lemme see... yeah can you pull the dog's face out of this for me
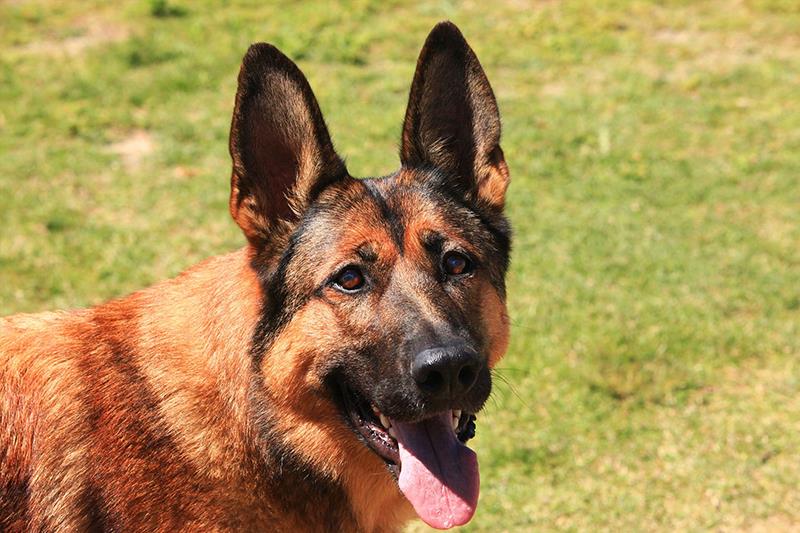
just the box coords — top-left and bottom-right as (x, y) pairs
(229, 23), (510, 529)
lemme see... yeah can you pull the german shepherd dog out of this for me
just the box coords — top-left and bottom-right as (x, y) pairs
(0, 21), (510, 532)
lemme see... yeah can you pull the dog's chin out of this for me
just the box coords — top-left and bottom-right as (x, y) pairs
(334, 381), (478, 477)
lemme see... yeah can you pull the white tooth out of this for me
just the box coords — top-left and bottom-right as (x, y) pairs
(388, 426), (397, 439)
(453, 409), (462, 420)
(372, 405), (380, 415)
(451, 414), (459, 431)
(379, 413), (391, 429)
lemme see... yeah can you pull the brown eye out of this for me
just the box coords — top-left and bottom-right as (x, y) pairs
(334, 266), (365, 292)
(443, 251), (472, 276)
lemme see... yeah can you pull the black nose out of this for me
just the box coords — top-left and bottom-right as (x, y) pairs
(412, 346), (483, 400)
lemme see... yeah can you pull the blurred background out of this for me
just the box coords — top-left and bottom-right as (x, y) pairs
(1, 0), (799, 530)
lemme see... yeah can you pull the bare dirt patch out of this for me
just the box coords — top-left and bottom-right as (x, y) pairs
(18, 15), (128, 56)
(109, 130), (155, 172)
(652, 27), (799, 82)
(741, 514), (799, 532)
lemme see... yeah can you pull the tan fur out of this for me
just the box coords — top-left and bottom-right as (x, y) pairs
(480, 285), (510, 368)
(1, 250), (281, 531)
(476, 150), (511, 210)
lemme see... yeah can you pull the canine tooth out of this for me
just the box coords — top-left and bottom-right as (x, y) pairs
(379, 413), (391, 429)
(451, 415), (459, 431)
(453, 409), (462, 420)
(372, 405), (380, 415)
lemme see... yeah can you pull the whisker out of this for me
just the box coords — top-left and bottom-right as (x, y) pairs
(491, 368), (534, 412)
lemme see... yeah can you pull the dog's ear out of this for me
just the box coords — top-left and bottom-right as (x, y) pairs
(229, 43), (346, 247)
(400, 22), (509, 210)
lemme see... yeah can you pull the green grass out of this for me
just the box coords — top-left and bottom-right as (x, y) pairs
(2, 0), (799, 530)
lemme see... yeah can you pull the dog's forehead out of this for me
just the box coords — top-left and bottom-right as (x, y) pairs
(299, 172), (474, 257)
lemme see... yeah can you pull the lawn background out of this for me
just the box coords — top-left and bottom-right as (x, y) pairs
(1, 0), (799, 531)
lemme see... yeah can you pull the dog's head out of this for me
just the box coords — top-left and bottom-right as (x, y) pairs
(229, 22), (510, 529)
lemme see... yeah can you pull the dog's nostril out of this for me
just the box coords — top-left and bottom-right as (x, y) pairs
(457, 365), (476, 388)
(418, 369), (445, 394)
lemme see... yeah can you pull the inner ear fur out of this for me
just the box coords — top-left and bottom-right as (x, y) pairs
(400, 21), (509, 209)
(229, 43), (346, 247)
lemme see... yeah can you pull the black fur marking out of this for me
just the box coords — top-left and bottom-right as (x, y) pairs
(266, 438), (354, 526)
(365, 180), (405, 253)
(249, 228), (301, 369)
(89, 311), (206, 529)
(103, 336), (177, 454)
(0, 476), (30, 532)
(356, 243), (378, 263)
(84, 484), (112, 533)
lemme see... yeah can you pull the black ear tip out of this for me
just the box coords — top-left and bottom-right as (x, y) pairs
(431, 20), (463, 35)
(243, 42), (280, 64)
(241, 42), (299, 76)
(426, 21), (468, 47)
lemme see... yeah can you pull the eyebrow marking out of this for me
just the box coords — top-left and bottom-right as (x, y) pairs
(421, 230), (445, 253)
(356, 243), (378, 263)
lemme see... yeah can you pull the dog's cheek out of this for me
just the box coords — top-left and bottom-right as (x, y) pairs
(260, 303), (338, 392)
(479, 282), (509, 368)
(259, 302), (376, 477)
(261, 308), (339, 435)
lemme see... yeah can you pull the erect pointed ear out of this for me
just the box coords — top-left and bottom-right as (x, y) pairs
(229, 43), (347, 247)
(401, 22), (509, 210)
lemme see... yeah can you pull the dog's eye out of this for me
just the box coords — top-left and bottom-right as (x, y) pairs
(334, 266), (365, 292)
(442, 251), (472, 277)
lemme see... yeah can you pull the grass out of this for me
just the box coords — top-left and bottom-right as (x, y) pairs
(2, 0), (799, 530)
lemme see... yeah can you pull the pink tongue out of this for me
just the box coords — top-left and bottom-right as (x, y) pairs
(392, 412), (479, 529)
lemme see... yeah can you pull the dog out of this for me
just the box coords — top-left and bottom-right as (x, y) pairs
(0, 21), (511, 532)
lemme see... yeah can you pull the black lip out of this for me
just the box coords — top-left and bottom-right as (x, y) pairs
(336, 381), (478, 476)
(339, 382), (400, 466)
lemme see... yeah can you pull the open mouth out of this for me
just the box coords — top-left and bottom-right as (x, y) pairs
(339, 383), (481, 529)
(340, 383), (477, 469)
